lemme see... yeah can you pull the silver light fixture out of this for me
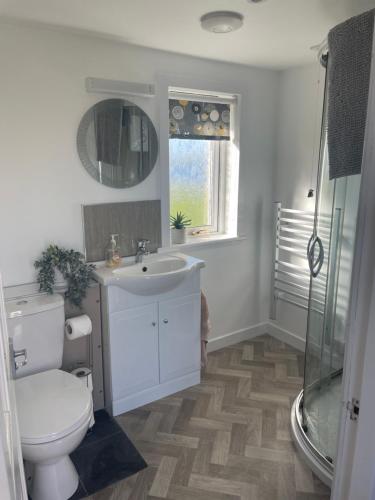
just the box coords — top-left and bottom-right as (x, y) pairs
(200, 11), (244, 34)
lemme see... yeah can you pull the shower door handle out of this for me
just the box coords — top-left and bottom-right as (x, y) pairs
(307, 235), (324, 278)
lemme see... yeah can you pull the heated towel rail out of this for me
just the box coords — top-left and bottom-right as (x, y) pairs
(270, 202), (338, 320)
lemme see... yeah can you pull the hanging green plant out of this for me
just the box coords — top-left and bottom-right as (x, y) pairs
(34, 245), (95, 307)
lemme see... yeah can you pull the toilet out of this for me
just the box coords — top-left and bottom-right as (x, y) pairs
(6, 293), (93, 500)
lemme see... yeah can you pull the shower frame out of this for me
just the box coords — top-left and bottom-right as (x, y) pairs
(289, 50), (343, 487)
(292, 23), (375, 500)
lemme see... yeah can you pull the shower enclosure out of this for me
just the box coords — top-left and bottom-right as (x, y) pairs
(291, 88), (362, 485)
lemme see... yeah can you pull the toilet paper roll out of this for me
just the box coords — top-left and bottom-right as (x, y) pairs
(71, 367), (93, 392)
(65, 314), (92, 340)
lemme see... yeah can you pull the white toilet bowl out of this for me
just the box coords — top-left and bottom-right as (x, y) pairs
(15, 369), (93, 500)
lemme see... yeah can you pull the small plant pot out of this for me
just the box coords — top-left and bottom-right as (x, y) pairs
(171, 228), (186, 245)
(54, 269), (67, 291)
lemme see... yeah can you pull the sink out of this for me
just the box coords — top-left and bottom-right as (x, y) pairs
(93, 253), (205, 295)
(114, 257), (186, 277)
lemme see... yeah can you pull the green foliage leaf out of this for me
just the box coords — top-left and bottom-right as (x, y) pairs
(34, 245), (95, 307)
(169, 211), (192, 229)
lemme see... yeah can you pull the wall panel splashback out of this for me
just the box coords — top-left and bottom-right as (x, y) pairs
(83, 200), (161, 262)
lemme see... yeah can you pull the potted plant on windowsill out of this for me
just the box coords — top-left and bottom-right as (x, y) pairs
(170, 212), (192, 245)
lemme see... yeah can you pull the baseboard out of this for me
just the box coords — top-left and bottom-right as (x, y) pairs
(207, 323), (268, 353)
(267, 322), (306, 352)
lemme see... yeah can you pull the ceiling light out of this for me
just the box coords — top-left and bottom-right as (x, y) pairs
(200, 11), (244, 34)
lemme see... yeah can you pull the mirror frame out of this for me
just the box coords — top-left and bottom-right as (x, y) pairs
(77, 98), (158, 189)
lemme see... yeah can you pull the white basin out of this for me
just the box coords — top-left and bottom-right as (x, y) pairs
(93, 253), (205, 295)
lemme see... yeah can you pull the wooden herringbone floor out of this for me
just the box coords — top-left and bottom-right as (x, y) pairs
(87, 334), (331, 500)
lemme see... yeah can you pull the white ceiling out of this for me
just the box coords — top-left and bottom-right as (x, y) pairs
(1, 0), (375, 68)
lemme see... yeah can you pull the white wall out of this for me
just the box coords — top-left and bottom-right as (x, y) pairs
(274, 63), (325, 210)
(272, 63), (325, 340)
(0, 21), (278, 340)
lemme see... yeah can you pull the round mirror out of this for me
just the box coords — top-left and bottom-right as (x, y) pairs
(77, 98), (158, 188)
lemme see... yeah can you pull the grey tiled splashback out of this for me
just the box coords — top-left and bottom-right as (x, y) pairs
(83, 200), (161, 262)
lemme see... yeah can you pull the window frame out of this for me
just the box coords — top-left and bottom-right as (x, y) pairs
(168, 89), (236, 237)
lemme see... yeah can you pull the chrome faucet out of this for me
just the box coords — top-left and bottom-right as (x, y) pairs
(135, 239), (150, 263)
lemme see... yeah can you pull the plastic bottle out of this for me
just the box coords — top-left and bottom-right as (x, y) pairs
(105, 234), (122, 268)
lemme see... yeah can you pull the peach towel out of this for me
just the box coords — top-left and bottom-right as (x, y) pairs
(201, 291), (211, 368)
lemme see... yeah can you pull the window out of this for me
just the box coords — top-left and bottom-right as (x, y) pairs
(169, 89), (238, 237)
(170, 139), (222, 231)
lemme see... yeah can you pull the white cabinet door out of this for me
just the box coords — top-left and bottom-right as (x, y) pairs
(159, 293), (201, 383)
(109, 303), (159, 400)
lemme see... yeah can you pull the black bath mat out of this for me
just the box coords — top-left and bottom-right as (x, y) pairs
(69, 409), (147, 499)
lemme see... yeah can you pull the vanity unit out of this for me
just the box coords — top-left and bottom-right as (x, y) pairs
(94, 252), (205, 416)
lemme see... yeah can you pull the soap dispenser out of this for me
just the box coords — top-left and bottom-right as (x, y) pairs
(106, 234), (122, 268)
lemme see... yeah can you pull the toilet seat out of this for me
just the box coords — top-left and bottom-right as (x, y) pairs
(15, 369), (92, 445)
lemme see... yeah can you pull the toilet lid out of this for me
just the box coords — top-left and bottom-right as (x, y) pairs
(15, 369), (92, 445)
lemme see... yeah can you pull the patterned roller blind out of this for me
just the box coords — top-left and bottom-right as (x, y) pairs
(169, 98), (230, 140)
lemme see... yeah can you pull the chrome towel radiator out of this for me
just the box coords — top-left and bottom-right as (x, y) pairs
(270, 202), (334, 320)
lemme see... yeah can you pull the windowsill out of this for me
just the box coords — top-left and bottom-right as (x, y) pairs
(160, 233), (246, 253)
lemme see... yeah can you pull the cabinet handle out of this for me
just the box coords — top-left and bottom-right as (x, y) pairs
(152, 322), (156, 327)
(163, 319), (168, 324)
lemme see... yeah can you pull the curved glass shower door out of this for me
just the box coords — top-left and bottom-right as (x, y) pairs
(302, 143), (361, 465)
